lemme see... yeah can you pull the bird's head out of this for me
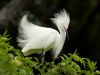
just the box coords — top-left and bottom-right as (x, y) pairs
(50, 9), (70, 32)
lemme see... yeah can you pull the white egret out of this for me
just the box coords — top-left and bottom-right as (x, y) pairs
(17, 9), (70, 60)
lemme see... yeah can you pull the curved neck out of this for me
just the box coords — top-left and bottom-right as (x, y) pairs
(58, 27), (66, 45)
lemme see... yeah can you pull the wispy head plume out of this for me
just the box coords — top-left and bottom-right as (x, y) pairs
(50, 9), (70, 29)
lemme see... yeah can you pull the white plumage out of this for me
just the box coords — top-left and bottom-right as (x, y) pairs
(17, 9), (70, 60)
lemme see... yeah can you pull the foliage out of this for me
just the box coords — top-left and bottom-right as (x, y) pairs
(0, 33), (100, 75)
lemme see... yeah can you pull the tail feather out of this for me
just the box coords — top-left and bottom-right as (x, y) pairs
(17, 14), (32, 48)
(20, 14), (30, 27)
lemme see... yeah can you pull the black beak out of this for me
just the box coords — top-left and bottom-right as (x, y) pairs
(66, 30), (69, 40)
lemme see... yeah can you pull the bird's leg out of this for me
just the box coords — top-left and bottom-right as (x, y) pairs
(40, 49), (45, 64)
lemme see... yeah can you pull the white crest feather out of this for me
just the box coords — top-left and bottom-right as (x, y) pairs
(50, 9), (70, 29)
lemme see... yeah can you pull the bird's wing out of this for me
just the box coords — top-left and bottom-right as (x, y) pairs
(21, 29), (58, 56)
(17, 25), (55, 47)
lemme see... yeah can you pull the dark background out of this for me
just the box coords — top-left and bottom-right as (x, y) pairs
(0, 0), (100, 69)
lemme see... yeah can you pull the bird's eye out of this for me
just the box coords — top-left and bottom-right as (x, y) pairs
(64, 27), (67, 31)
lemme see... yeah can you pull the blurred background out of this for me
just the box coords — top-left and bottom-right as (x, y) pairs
(0, 0), (100, 69)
